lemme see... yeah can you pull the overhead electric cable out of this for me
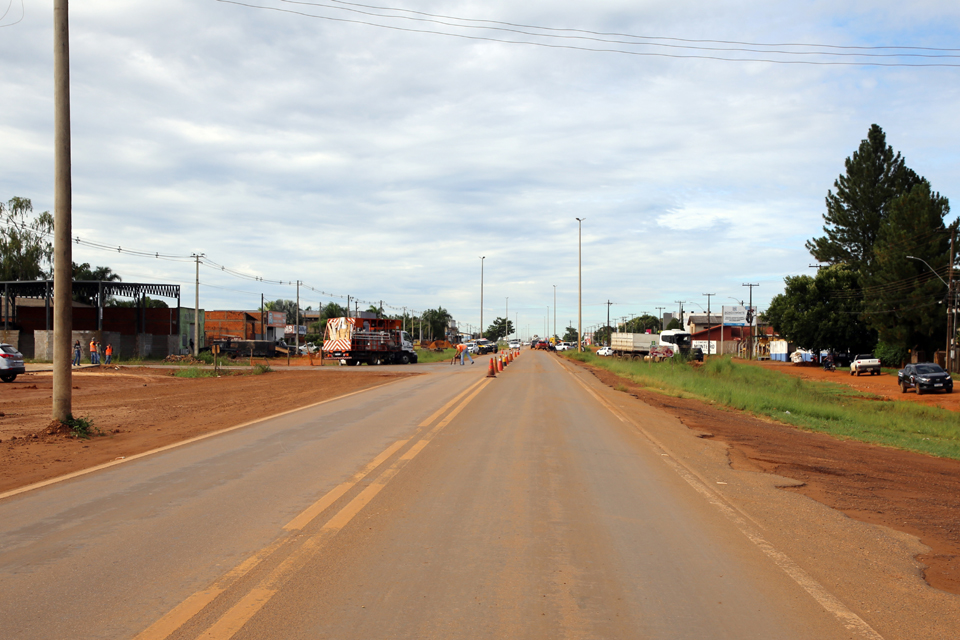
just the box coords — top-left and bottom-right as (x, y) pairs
(214, 1), (960, 67)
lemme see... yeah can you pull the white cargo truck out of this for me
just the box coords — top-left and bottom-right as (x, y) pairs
(610, 330), (693, 361)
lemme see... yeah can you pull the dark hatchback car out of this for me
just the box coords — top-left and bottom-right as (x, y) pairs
(898, 363), (953, 395)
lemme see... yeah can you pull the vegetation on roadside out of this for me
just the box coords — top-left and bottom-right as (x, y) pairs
(172, 367), (218, 379)
(251, 363), (272, 375)
(64, 414), (100, 439)
(415, 348), (458, 364)
(564, 351), (960, 460)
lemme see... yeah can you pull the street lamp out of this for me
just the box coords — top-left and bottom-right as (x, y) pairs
(479, 256), (485, 340)
(553, 284), (557, 339)
(576, 217), (584, 352)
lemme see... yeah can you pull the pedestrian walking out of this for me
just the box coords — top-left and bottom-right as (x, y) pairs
(89, 339), (98, 365)
(72, 340), (81, 366)
(105, 343), (113, 365)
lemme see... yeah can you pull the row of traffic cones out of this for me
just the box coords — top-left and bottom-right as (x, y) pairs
(486, 349), (520, 378)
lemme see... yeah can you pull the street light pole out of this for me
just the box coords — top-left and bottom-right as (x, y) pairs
(479, 256), (485, 340)
(742, 283), (759, 359)
(703, 293), (715, 355)
(576, 217), (584, 352)
(505, 297), (508, 340)
(907, 255), (951, 370)
(553, 284), (556, 339)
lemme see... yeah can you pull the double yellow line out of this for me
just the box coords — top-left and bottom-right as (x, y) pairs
(134, 376), (492, 640)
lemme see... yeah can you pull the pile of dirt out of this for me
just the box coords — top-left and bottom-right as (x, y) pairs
(570, 358), (960, 595)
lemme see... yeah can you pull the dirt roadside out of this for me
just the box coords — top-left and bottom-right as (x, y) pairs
(0, 367), (416, 495)
(567, 357), (960, 596)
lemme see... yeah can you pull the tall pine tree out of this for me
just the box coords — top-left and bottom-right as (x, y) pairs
(806, 124), (919, 275)
(862, 181), (954, 355)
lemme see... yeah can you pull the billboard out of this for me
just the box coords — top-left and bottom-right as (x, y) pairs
(267, 311), (286, 327)
(285, 325), (307, 336)
(722, 306), (755, 326)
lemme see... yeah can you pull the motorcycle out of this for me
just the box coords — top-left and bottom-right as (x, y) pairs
(822, 358), (836, 372)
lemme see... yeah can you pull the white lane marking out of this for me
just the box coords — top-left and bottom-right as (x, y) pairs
(558, 358), (885, 640)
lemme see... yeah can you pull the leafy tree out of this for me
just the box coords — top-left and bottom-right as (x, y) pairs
(483, 317), (514, 341)
(764, 265), (875, 354)
(862, 180), (954, 356)
(665, 317), (682, 330)
(562, 326), (579, 342)
(421, 307), (452, 341)
(72, 262), (122, 305)
(0, 197), (53, 281)
(806, 125), (920, 274)
(264, 299), (301, 324)
(594, 325), (615, 347)
(108, 296), (168, 309)
(623, 314), (661, 334)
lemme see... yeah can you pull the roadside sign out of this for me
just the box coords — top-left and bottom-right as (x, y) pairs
(722, 305), (748, 326)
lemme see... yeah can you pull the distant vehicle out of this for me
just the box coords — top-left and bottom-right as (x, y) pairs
(689, 347), (704, 362)
(508, 340), (521, 350)
(898, 363), (953, 395)
(850, 354), (881, 376)
(555, 342), (572, 351)
(610, 330), (692, 361)
(0, 343), (25, 382)
(597, 346), (614, 357)
(535, 340), (550, 351)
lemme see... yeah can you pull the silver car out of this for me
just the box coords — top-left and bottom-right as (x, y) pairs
(0, 343), (26, 383)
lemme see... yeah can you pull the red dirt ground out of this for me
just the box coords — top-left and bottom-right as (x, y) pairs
(0, 367), (416, 494)
(571, 358), (960, 596)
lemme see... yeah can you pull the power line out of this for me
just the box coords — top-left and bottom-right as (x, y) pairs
(215, 1), (960, 68)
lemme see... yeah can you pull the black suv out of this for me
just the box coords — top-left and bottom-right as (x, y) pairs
(475, 339), (498, 354)
(898, 363), (953, 395)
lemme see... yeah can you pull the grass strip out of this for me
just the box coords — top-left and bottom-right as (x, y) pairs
(415, 348), (459, 364)
(564, 351), (960, 461)
(172, 367), (218, 379)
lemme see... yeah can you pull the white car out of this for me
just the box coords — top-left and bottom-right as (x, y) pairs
(0, 343), (26, 382)
(555, 343), (571, 351)
(596, 346), (614, 357)
(508, 341), (521, 349)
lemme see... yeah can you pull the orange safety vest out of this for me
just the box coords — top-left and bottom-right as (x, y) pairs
(90, 341), (96, 352)
(106, 345), (113, 356)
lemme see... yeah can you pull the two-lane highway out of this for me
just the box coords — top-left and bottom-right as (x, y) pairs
(0, 351), (894, 638)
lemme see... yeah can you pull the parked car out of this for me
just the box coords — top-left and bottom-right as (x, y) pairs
(689, 347), (704, 362)
(597, 346), (614, 356)
(0, 343), (26, 383)
(898, 363), (953, 395)
(555, 342), (571, 351)
(850, 353), (881, 376)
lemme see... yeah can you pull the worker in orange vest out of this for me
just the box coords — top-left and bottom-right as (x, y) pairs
(105, 343), (113, 365)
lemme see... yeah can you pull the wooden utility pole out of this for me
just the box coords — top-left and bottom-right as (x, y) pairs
(743, 283), (759, 359)
(192, 254), (203, 356)
(52, 0), (72, 421)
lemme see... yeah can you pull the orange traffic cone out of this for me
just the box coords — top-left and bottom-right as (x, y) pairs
(487, 357), (497, 378)
(497, 356), (504, 372)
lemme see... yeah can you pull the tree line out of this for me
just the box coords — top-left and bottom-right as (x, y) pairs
(764, 125), (955, 365)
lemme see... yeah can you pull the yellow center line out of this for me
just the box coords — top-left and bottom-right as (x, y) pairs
(194, 377), (493, 640)
(135, 373), (491, 640)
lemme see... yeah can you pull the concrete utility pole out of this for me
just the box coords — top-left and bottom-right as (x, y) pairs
(479, 256), (485, 339)
(743, 283), (759, 359)
(295, 280), (301, 354)
(703, 293), (715, 355)
(576, 218), (584, 352)
(192, 254), (204, 357)
(656, 306), (665, 332)
(949, 230), (956, 373)
(52, 0), (72, 421)
(552, 285), (556, 339)
(606, 300), (613, 346)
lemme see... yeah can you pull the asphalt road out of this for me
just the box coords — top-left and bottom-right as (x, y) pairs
(0, 350), (930, 639)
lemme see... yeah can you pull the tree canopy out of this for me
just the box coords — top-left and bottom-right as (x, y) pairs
(861, 180), (955, 355)
(483, 317), (514, 341)
(764, 265), (875, 354)
(421, 307), (452, 341)
(806, 125), (920, 275)
(0, 197), (53, 281)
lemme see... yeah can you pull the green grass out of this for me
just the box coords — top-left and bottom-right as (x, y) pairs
(172, 366), (218, 379)
(563, 351), (960, 460)
(415, 348), (459, 364)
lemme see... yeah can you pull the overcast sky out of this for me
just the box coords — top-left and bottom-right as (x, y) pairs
(2, 1), (959, 338)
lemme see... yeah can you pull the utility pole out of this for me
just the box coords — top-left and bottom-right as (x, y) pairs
(948, 231), (956, 372)
(505, 297), (509, 340)
(576, 218), (584, 352)
(295, 280), (301, 354)
(703, 293), (715, 355)
(347, 295), (351, 317)
(52, 0), (73, 421)
(656, 306), (665, 332)
(742, 283), (759, 360)
(552, 285), (556, 339)
(193, 254), (204, 357)
(479, 256), (485, 340)
(606, 300), (613, 345)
